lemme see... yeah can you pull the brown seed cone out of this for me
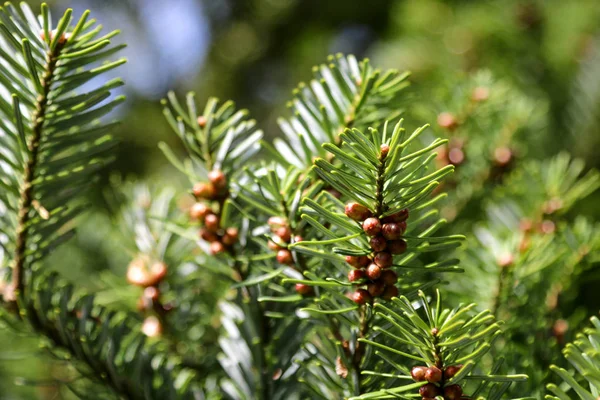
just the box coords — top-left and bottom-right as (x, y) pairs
(276, 249), (294, 265)
(381, 222), (406, 240)
(204, 214), (220, 232)
(200, 228), (219, 243)
(351, 289), (372, 305)
(410, 366), (428, 382)
(381, 285), (399, 300)
(295, 283), (313, 295)
(370, 235), (387, 252)
(192, 182), (216, 199)
(419, 383), (441, 398)
(210, 241), (226, 255)
(380, 269), (398, 285)
(380, 144), (390, 158)
(366, 263), (382, 280)
(208, 170), (227, 190)
(374, 252), (393, 268)
(276, 226), (292, 242)
(362, 217), (382, 236)
(348, 269), (365, 282)
(443, 384), (463, 399)
(189, 202), (210, 221)
(382, 209), (409, 223)
(222, 228), (239, 246)
(197, 116), (207, 127)
(425, 366), (442, 383)
(387, 239), (407, 255)
(367, 281), (385, 297)
(443, 365), (463, 380)
(345, 202), (372, 221)
(345, 255), (370, 268)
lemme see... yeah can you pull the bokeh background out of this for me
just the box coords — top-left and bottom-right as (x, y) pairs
(2, 0), (600, 398)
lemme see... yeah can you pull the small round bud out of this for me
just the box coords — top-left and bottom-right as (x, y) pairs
(367, 281), (385, 297)
(200, 228), (219, 242)
(443, 384), (463, 399)
(380, 144), (390, 158)
(431, 327), (440, 336)
(268, 216), (286, 230)
(382, 209), (409, 223)
(374, 252), (393, 268)
(222, 227), (239, 246)
(197, 116), (207, 127)
(141, 316), (162, 337)
(472, 86), (489, 102)
(540, 220), (556, 234)
(192, 182), (216, 199)
(362, 218), (382, 236)
(387, 239), (407, 254)
(276, 226), (292, 242)
(144, 286), (160, 301)
(293, 235), (304, 243)
(369, 236), (387, 252)
(268, 238), (283, 251)
(497, 253), (514, 268)
(210, 241), (226, 255)
(437, 112), (458, 130)
(425, 366), (442, 383)
(345, 203), (372, 221)
(276, 249), (294, 265)
(380, 269), (398, 285)
(208, 170), (227, 190)
(443, 365), (463, 380)
(204, 214), (220, 232)
(381, 222), (406, 240)
(381, 285), (399, 300)
(127, 259), (151, 287)
(295, 283), (313, 296)
(448, 147), (465, 165)
(149, 262), (168, 285)
(189, 203), (210, 221)
(351, 289), (372, 305)
(493, 146), (512, 166)
(348, 269), (365, 282)
(366, 263), (382, 280)
(419, 383), (441, 398)
(410, 366), (428, 382)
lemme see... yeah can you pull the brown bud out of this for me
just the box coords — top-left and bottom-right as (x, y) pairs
(497, 253), (514, 268)
(493, 146), (512, 166)
(295, 283), (313, 296)
(189, 202), (210, 221)
(345, 202), (372, 221)
(208, 170), (227, 190)
(127, 258), (151, 287)
(144, 286), (160, 301)
(374, 252), (393, 268)
(210, 241), (226, 255)
(369, 236), (387, 252)
(276, 249), (294, 265)
(222, 227), (239, 246)
(293, 235), (304, 243)
(419, 383), (441, 398)
(380, 269), (398, 285)
(540, 220), (556, 234)
(411, 366), (428, 382)
(200, 228), (219, 242)
(472, 86), (489, 102)
(197, 116), (207, 127)
(444, 365), (463, 380)
(192, 182), (216, 199)
(366, 263), (382, 280)
(351, 289), (372, 305)
(40, 29), (69, 45)
(268, 239), (283, 251)
(381, 285), (399, 300)
(425, 366), (442, 383)
(348, 269), (365, 282)
(380, 144), (390, 158)
(437, 112), (458, 130)
(443, 384), (463, 399)
(448, 147), (465, 165)
(204, 214), (220, 232)
(367, 281), (385, 297)
(382, 209), (409, 223)
(268, 216), (286, 230)
(362, 218), (382, 236)
(381, 222), (406, 240)
(141, 316), (162, 337)
(276, 226), (292, 242)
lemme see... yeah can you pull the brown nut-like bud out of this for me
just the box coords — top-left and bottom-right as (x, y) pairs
(268, 216), (286, 231)
(345, 202), (372, 221)
(348, 269), (365, 282)
(443, 365), (463, 380)
(197, 116), (207, 127)
(380, 269), (398, 285)
(276, 226), (292, 242)
(295, 283), (313, 296)
(437, 112), (458, 130)
(382, 222), (406, 240)
(493, 146), (512, 167)
(204, 214), (220, 232)
(276, 249), (294, 265)
(380, 144), (390, 158)
(425, 366), (443, 383)
(367, 281), (385, 297)
(387, 239), (407, 255)
(419, 383), (441, 398)
(382, 209), (409, 223)
(40, 29), (70, 45)
(410, 366), (428, 382)
(268, 239), (282, 251)
(208, 170), (227, 190)
(192, 182), (216, 199)
(200, 228), (219, 243)
(366, 263), (382, 280)
(443, 384), (463, 400)
(362, 218), (382, 236)
(381, 285), (399, 300)
(210, 241), (226, 255)
(293, 235), (304, 243)
(144, 286), (160, 301)
(189, 202), (210, 221)
(141, 316), (162, 337)
(345, 255), (369, 268)
(351, 289), (372, 305)
(369, 236), (387, 252)
(222, 227), (239, 246)
(448, 147), (465, 165)
(374, 252), (393, 268)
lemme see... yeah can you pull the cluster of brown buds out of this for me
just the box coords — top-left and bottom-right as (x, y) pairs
(190, 170), (239, 255)
(344, 203), (409, 304)
(411, 364), (467, 399)
(126, 254), (172, 337)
